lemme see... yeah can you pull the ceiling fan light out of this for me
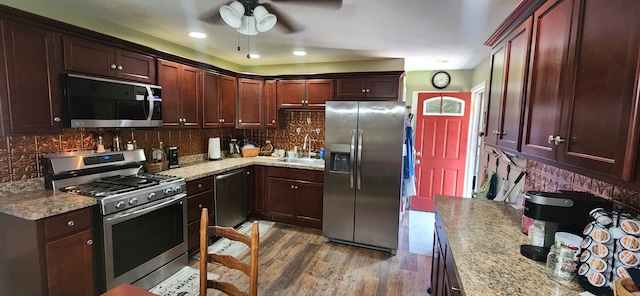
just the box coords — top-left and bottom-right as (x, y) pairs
(219, 1), (244, 28)
(253, 5), (277, 32)
(237, 16), (258, 35)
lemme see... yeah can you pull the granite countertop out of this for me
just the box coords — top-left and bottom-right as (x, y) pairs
(434, 195), (583, 296)
(0, 156), (323, 221)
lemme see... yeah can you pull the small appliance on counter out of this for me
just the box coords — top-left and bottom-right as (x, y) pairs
(520, 191), (612, 262)
(167, 146), (178, 168)
(208, 137), (221, 160)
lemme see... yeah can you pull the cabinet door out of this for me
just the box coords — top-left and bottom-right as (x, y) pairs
(521, 0), (574, 160)
(0, 20), (61, 135)
(237, 78), (263, 128)
(203, 71), (221, 128)
(366, 76), (399, 99)
(266, 177), (295, 222)
(484, 43), (506, 146)
(114, 49), (156, 83)
(252, 166), (266, 215)
(264, 80), (277, 128)
(158, 60), (181, 127)
(293, 181), (323, 229)
(557, 0), (640, 180)
(219, 75), (237, 127)
(496, 18), (532, 151)
(45, 229), (94, 296)
(62, 35), (114, 78)
(179, 65), (202, 128)
(305, 79), (334, 108)
(277, 80), (305, 108)
(336, 78), (367, 99)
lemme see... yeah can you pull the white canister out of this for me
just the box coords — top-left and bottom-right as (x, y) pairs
(208, 137), (221, 160)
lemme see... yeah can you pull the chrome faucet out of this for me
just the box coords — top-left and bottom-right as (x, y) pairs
(303, 134), (311, 158)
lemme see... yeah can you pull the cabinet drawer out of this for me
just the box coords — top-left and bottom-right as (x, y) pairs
(187, 191), (213, 223)
(43, 208), (91, 240)
(187, 177), (213, 195)
(267, 167), (324, 182)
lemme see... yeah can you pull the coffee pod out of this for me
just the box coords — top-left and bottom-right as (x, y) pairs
(616, 265), (631, 279)
(617, 250), (640, 267)
(590, 208), (614, 227)
(584, 222), (612, 244)
(578, 263), (591, 276)
(581, 237), (594, 249)
(587, 271), (608, 288)
(580, 250), (592, 263)
(619, 235), (640, 251)
(590, 243), (612, 259)
(588, 257), (611, 274)
(620, 219), (640, 236)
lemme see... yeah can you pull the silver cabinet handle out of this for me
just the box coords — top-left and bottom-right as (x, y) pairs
(451, 287), (461, 292)
(117, 65), (123, 70)
(238, 119), (242, 123)
(548, 135), (554, 145)
(361, 89), (366, 93)
(548, 135), (565, 146)
(291, 185), (295, 189)
(198, 183), (202, 188)
(246, 171), (250, 175)
(86, 239), (93, 246)
(110, 64), (117, 69)
(272, 119), (276, 124)
(365, 89), (370, 93)
(67, 220), (75, 227)
(198, 204), (203, 208)
(222, 119), (225, 123)
(53, 116), (61, 122)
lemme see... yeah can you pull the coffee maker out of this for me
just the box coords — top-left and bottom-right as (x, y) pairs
(520, 191), (612, 261)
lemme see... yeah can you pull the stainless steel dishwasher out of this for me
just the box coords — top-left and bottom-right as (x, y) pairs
(214, 168), (247, 227)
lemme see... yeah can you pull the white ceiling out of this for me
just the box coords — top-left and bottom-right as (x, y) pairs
(44, 0), (519, 71)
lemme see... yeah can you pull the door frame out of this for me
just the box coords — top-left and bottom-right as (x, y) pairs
(410, 80), (486, 199)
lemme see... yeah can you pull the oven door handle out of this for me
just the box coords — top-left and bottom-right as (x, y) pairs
(105, 193), (186, 222)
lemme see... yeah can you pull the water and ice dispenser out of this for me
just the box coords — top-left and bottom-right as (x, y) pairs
(329, 144), (351, 173)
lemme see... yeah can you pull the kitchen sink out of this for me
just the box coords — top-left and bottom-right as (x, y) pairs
(277, 158), (325, 166)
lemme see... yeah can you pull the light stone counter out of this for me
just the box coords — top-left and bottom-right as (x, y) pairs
(435, 195), (584, 296)
(0, 156), (323, 220)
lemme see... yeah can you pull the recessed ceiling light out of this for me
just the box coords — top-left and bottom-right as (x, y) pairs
(188, 32), (207, 39)
(293, 50), (307, 56)
(436, 59), (449, 63)
(248, 53), (261, 59)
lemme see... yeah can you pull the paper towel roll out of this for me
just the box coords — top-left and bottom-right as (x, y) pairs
(208, 137), (221, 160)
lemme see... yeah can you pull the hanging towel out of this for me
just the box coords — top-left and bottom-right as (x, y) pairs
(485, 173), (498, 200)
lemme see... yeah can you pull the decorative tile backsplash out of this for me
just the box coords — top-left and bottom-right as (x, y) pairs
(524, 159), (640, 212)
(0, 110), (325, 183)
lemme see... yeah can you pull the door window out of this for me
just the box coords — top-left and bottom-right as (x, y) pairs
(423, 96), (465, 116)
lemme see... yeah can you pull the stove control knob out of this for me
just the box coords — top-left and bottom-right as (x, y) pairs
(129, 198), (138, 206)
(174, 186), (183, 194)
(115, 201), (125, 209)
(147, 192), (156, 200)
(164, 188), (174, 196)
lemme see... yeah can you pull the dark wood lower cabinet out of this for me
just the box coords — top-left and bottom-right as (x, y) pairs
(265, 167), (324, 229)
(45, 229), (94, 296)
(430, 212), (464, 296)
(186, 176), (214, 252)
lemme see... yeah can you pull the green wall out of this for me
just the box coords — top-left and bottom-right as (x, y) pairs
(404, 70), (475, 115)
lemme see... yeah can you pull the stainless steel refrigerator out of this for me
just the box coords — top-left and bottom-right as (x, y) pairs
(323, 101), (405, 254)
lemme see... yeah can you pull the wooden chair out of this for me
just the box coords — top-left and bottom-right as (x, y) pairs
(199, 208), (259, 296)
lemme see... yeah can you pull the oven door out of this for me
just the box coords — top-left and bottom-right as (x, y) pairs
(101, 193), (187, 290)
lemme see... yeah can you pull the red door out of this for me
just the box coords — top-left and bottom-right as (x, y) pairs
(411, 92), (471, 212)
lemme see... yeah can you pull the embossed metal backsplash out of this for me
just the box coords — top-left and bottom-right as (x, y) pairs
(0, 110), (325, 183)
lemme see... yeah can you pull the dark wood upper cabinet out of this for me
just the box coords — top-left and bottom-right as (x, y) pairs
(203, 72), (236, 128)
(485, 17), (532, 152)
(264, 80), (277, 128)
(158, 59), (201, 128)
(62, 35), (156, 84)
(276, 79), (334, 109)
(519, 0), (640, 180)
(336, 76), (400, 100)
(0, 19), (61, 135)
(237, 78), (263, 128)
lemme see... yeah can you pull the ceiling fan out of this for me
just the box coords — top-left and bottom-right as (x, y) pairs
(200, 0), (343, 34)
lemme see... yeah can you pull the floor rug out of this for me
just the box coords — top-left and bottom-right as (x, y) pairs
(193, 219), (276, 260)
(148, 266), (219, 296)
(408, 210), (435, 256)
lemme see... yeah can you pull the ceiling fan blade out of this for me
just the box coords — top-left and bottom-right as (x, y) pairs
(270, 0), (342, 9)
(198, 4), (227, 25)
(262, 3), (304, 34)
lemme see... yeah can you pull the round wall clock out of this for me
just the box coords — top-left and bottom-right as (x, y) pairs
(431, 71), (451, 89)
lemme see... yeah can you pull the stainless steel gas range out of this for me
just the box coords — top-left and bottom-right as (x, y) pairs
(42, 149), (188, 293)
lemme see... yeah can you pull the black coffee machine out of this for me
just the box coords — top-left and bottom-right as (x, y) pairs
(520, 191), (612, 261)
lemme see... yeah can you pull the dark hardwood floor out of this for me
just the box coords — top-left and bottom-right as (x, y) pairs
(192, 211), (432, 296)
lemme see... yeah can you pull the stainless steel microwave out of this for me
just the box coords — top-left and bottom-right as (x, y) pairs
(60, 74), (162, 128)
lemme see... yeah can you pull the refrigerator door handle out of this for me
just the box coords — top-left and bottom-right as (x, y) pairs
(350, 129), (356, 189)
(357, 129), (363, 190)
